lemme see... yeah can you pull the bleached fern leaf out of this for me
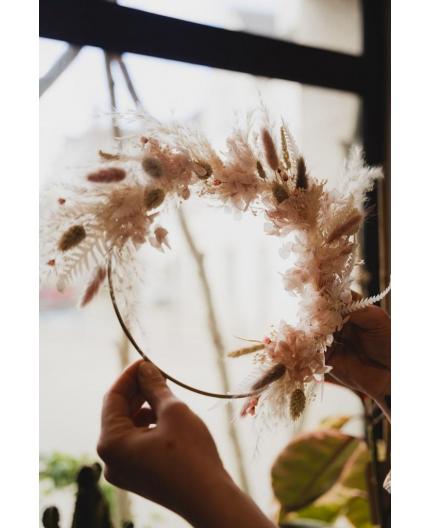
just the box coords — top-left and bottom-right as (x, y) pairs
(342, 282), (391, 314)
(56, 233), (108, 292)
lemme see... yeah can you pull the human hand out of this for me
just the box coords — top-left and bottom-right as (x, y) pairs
(97, 360), (275, 528)
(326, 300), (391, 418)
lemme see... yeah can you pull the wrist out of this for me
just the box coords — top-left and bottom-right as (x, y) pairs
(182, 468), (274, 528)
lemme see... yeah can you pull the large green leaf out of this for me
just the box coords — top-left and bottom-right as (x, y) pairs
(339, 442), (370, 491)
(290, 502), (342, 523)
(344, 496), (373, 528)
(272, 430), (360, 511)
(318, 415), (351, 431)
(280, 521), (330, 527)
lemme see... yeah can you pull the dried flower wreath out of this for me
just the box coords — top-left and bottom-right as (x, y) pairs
(41, 111), (390, 421)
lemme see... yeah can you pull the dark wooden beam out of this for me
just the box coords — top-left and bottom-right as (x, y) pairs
(39, 0), (365, 94)
(361, 0), (390, 298)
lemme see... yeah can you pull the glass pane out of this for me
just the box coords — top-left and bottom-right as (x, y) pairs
(119, 0), (362, 55)
(40, 39), (362, 527)
(39, 37), (69, 78)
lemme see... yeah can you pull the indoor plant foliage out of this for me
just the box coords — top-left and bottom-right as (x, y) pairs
(40, 110), (389, 421)
(272, 416), (375, 528)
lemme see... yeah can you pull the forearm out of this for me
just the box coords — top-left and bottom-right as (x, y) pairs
(182, 469), (276, 528)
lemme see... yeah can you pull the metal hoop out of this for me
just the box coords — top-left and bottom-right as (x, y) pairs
(107, 255), (259, 400)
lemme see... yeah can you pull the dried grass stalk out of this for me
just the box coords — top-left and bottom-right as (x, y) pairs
(192, 161), (212, 180)
(87, 167), (126, 183)
(296, 157), (308, 190)
(228, 343), (265, 358)
(280, 126), (292, 170)
(262, 128), (279, 171)
(272, 182), (288, 204)
(289, 387), (306, 419)
(144, 188), (165, 210)
(256, 160), (267, 179)
(252, 363), (286, 391)
(327, 212), (362, 243)
(98, 150), (120, 161)
(80, 267), (107, 307)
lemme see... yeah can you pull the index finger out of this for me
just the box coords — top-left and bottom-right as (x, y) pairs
(101, 360), (145, 433)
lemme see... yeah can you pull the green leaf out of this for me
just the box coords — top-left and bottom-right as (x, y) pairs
(280, 520), (331, 528)
(293, 502), (342, 523)
(339, 441), (370, 491)
(344, 496), (373, 528)
(272, 430), (360, 511)
(40, 452), (89, 490)
(318, 415), (351, 431)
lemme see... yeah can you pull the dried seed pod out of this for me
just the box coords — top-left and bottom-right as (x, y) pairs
(262, 128), (279, 171)
(142, 157), (163, 178)
(58, 225), (86, 252)
(251, 363), (286, 391)
(144, 188), (165, 210)
(290, 388), (306, 420)
(87, 167), (126, 183)
(98, 150), (120, 161)
(256, 160), (267, 179)
(295, 157), (308, 190)
(272, 182), (288, 204)
(327, 212), (362, 243)
(192, 161), (213, 180)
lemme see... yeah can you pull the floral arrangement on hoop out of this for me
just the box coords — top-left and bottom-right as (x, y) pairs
(40, 110), (390, 422)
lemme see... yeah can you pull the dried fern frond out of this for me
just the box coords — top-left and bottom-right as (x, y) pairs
(342, 282), (391, 314)
(57, 233), (108, 292)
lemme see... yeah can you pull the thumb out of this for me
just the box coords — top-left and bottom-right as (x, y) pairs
(138, 361), (174, 413)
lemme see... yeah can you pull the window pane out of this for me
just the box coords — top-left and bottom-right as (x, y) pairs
(39, 37), (69, 78)
(40, 41), (362, 526)
(119, 0), (363, 55)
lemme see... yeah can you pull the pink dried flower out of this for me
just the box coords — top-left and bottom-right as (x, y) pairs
(149, 226), (170, 251)
(241, 396), (260, 417)
(94, 185), (156, 246)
